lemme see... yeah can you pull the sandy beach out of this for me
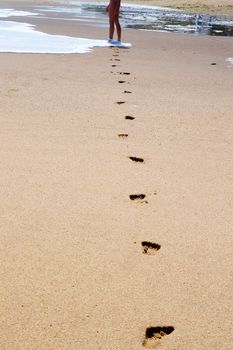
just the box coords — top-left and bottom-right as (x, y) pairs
(0, 1), (233, 349)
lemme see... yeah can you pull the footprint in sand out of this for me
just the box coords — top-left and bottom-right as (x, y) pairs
(112, 64), (117, 67)
(119, 72), (131, 75)
(129, 194), (146, 201)
(141, 241), (161, 255)
(118, 133), (128, 138)
(129, 156), (144, 163)
(125, 115), (135, 120)
(116, 101), (126, 105)
(118, 80), (126, 84)
(143, 326), (174, 348)
(129, 192), (156, 203)
(124, 90), (132, 94)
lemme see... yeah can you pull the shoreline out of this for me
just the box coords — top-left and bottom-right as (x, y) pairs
(1, 0), (233, 41)
(2, 0), (233, 18)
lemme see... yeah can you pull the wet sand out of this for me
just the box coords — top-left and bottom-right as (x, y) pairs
(0, 3), (233, 349)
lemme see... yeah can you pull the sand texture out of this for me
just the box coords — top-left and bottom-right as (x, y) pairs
(0, 7), (233, 350)
(126, 0), (233, 16)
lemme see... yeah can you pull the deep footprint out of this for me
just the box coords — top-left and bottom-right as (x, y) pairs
(118, 80), (126, 83)
(125, 116), (135, 120)
(116, 101), (125, 105)
(143, 326), (174, 348)
(129, 194), (145, 200)
(141, 241), (161, 254)
(129, 156), (144, 163)
(118, 133), (128, 138)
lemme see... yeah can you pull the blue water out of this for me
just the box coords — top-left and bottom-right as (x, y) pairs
(35, 3), (233, 37)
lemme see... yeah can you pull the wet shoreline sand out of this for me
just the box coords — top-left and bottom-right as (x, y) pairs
(0, 2), (233, 349)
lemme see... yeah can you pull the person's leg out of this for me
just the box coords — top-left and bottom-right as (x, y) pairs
(114, 6), (121, 41)
(108, 6), (115, 39)
(114, 17), (121, 41)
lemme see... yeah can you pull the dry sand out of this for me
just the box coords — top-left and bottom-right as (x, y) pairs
(126, 0), (233, 16)
(0, 2), (233, 349)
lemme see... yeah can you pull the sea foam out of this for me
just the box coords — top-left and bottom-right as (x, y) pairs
(0, 9), (39, 18)
(226, 57), (233, 64)
(0, 21), (110, 54)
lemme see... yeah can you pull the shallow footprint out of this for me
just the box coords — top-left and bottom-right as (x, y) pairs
(129, 194), (146, 201)
(129, 156), (144, 163)
(143, 326), (174, 348)
(118, 133), (128, 138)
(125, 115), (135, 120)
(141, 241), (161, 254)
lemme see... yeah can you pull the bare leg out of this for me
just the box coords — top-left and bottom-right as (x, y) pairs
(115, 17), (121, 41)
(109, 7), (115, 39)
(109, 20), (114, 39)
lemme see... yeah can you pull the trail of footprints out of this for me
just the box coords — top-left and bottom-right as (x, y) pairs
(109, 47), (174, 348)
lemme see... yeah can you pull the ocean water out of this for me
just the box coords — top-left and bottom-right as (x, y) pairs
(0, 18), (110, 53)
(36, 2), (233, 36)
(0, 8), (132, 54)
(0, 4), (232, 54)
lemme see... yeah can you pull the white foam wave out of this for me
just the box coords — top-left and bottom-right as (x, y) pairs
(0, 21), (112, 54)
(0, 9), (39, 18)
(226, 57), (233, 64)
(37, 6), (82, 15)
